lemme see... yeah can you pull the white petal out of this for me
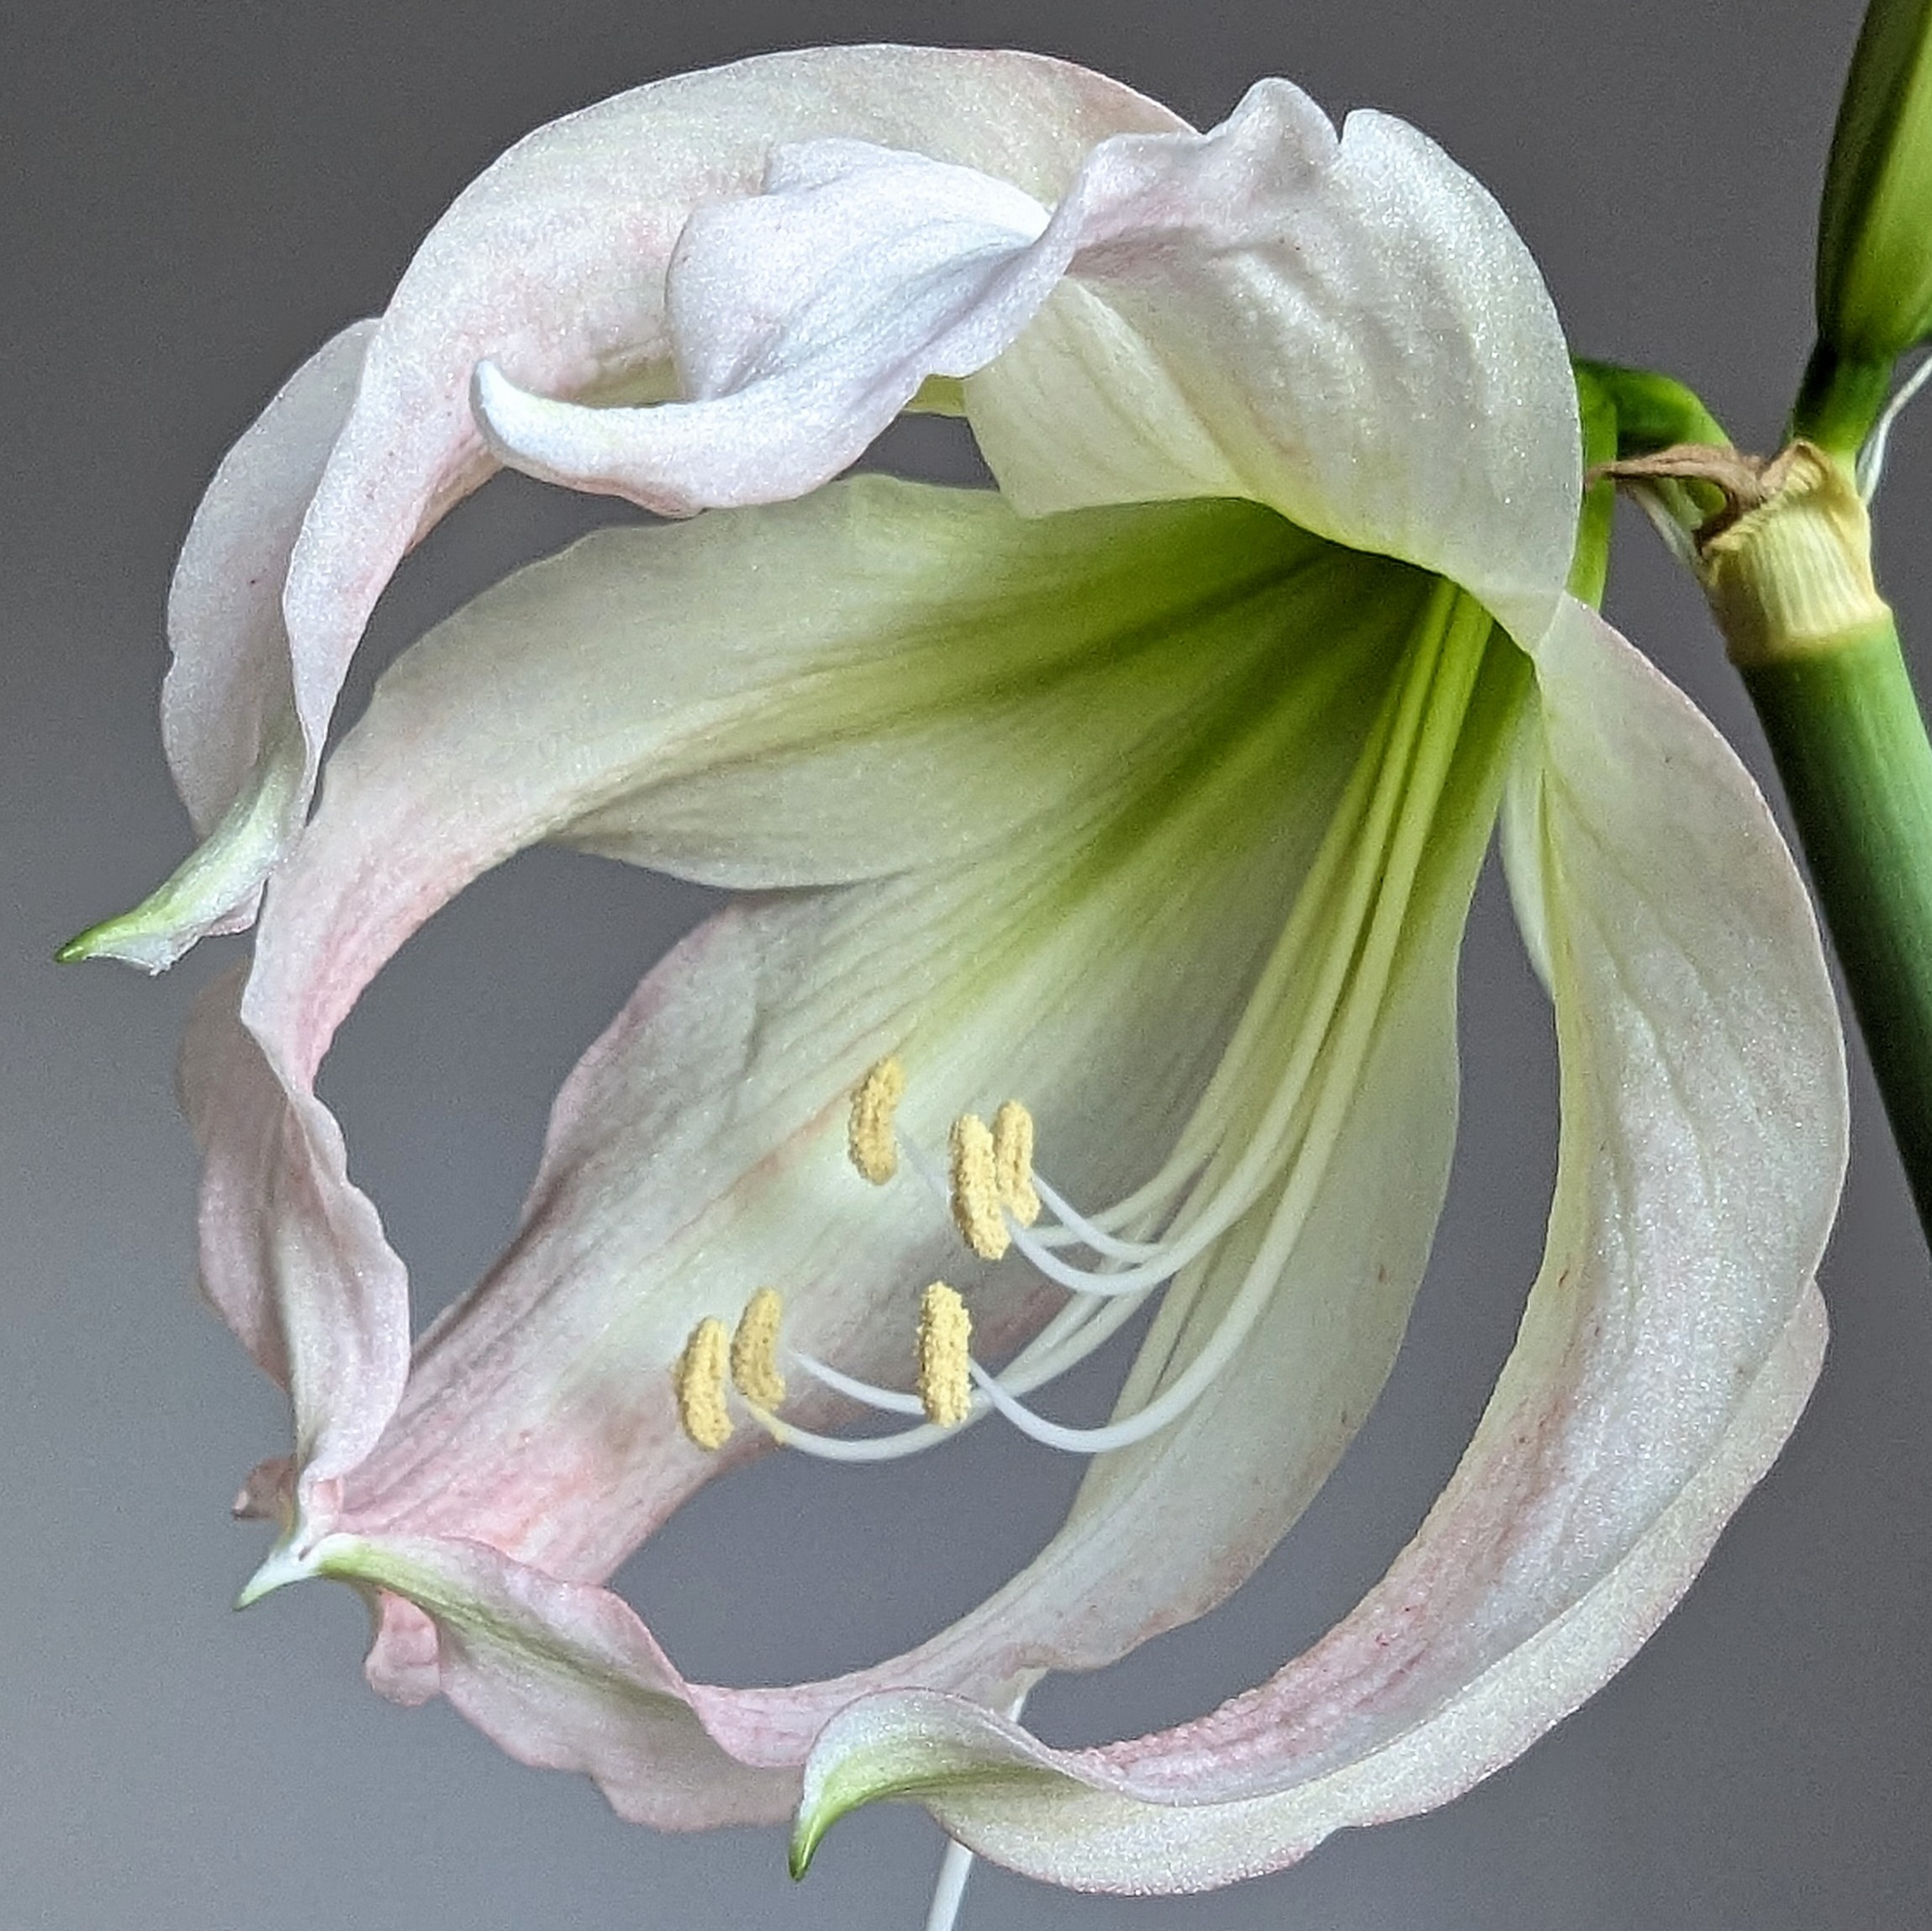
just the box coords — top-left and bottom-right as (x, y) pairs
(203, 484), (1417, 1540)
(478, 80), (1577, 651)
(279, 46), (1176, 759)
(970, 84), (1581, 646)
(327, 483), (1362, 892)
(64, 326), (372, 968)
(92, 49), (1181, 966)
(790, 600), (1845, 1886)
(165, 322), (377, 835)
(474, 147), (1055, 514)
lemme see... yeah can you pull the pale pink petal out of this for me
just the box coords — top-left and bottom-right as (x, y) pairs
(462, 82), (1280, 520)
(472, 145), (1058, 514)
(233, 787), (1364, 1814)
(162, 321), (377, 836)
(181, 964), (409, 1493)
(298, 1532), (798, 1828)
(789, 600), (1845, 1886)
(179, 965), (291, 1384)
(793, 1286), (1826, 1888)
(86, 49), (1180, 968)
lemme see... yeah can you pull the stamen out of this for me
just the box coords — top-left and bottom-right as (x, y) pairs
(770, 583), (1497, 1473)
(916, 1283), (974, 1427)
(991, 1100), (1041, 1226)
(847, 1056), (905, 1184)
(729, 1287), (787, 1409)
(1027, 1170), (1164, 1260)
(1006, 1216), (1172, 1296)
(673, 1316), (733, 1451)
(788, 1349), (929, 1416)
(948, 1114), (1010, 1259)
(770, 1280), (1158, 1462)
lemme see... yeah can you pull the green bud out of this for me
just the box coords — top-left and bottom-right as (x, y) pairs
(1819, 0), (1932, 356)
(1797, 0), (1932, 453)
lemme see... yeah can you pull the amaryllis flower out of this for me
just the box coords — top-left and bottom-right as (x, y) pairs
(90, 45), (1844, 1894)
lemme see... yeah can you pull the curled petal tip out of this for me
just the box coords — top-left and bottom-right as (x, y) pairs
(53, 921), (127, 968)
(791, 1695), (963, 1874)
(235, 1537), (323, 1610)
(468, 360), (523, 456)
(55, 904), (200, 974)
(787, 1802), (831, 1879)
(59, 725), (301, 970)
(470, 361), (589, 495)
(470, 358), (709, 517)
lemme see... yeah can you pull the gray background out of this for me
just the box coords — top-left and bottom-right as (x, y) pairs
(7, 2), (1931, 1927)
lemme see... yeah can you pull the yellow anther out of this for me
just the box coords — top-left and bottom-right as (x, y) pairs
(730, 1287), (788, 1410)
(847, 1056), (906, 1184)
(948, 1113), (1010, 1259)
(991, 1100), (1041, 1227)
(673, 1317), (733, 1452)
(916, 1282), (974, 1427)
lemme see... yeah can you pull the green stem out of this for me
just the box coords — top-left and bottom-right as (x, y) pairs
(1744, 625), (1932, 1239)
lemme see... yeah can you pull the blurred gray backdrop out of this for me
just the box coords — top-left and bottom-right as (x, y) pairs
(7, 2), (1930, 1927)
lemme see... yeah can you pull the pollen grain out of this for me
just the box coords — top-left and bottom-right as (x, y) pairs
(730, 1287), (788, 1410)
(991, 1100), (1041, 1227)
(948, 1113), (1010, 1259)
(673, 1316), (733, 1452)
(847, 1056), (906, 1184)
(916, 1283), (974, 1427)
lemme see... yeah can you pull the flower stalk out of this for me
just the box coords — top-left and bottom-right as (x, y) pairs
(1742, 616), (1932, 1234)
(1777, 0), (1932, 1237)
(1790, 344), (1898, 460)
(1626, 431), (1932, 1242)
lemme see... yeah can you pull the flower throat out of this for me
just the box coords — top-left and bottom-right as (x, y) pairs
(673, 580), (1525, 1464)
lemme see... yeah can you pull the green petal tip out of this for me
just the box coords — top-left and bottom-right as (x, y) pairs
(788, 1806), (831, 1879)
(54, 915), (139, 965)
(53, 896), (196, 974)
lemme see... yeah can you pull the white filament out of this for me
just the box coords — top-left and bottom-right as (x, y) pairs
(923, 1688), (1032, 1931)
(1859, 350), (1932, 499)
(925, 1838), (978, 1931)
